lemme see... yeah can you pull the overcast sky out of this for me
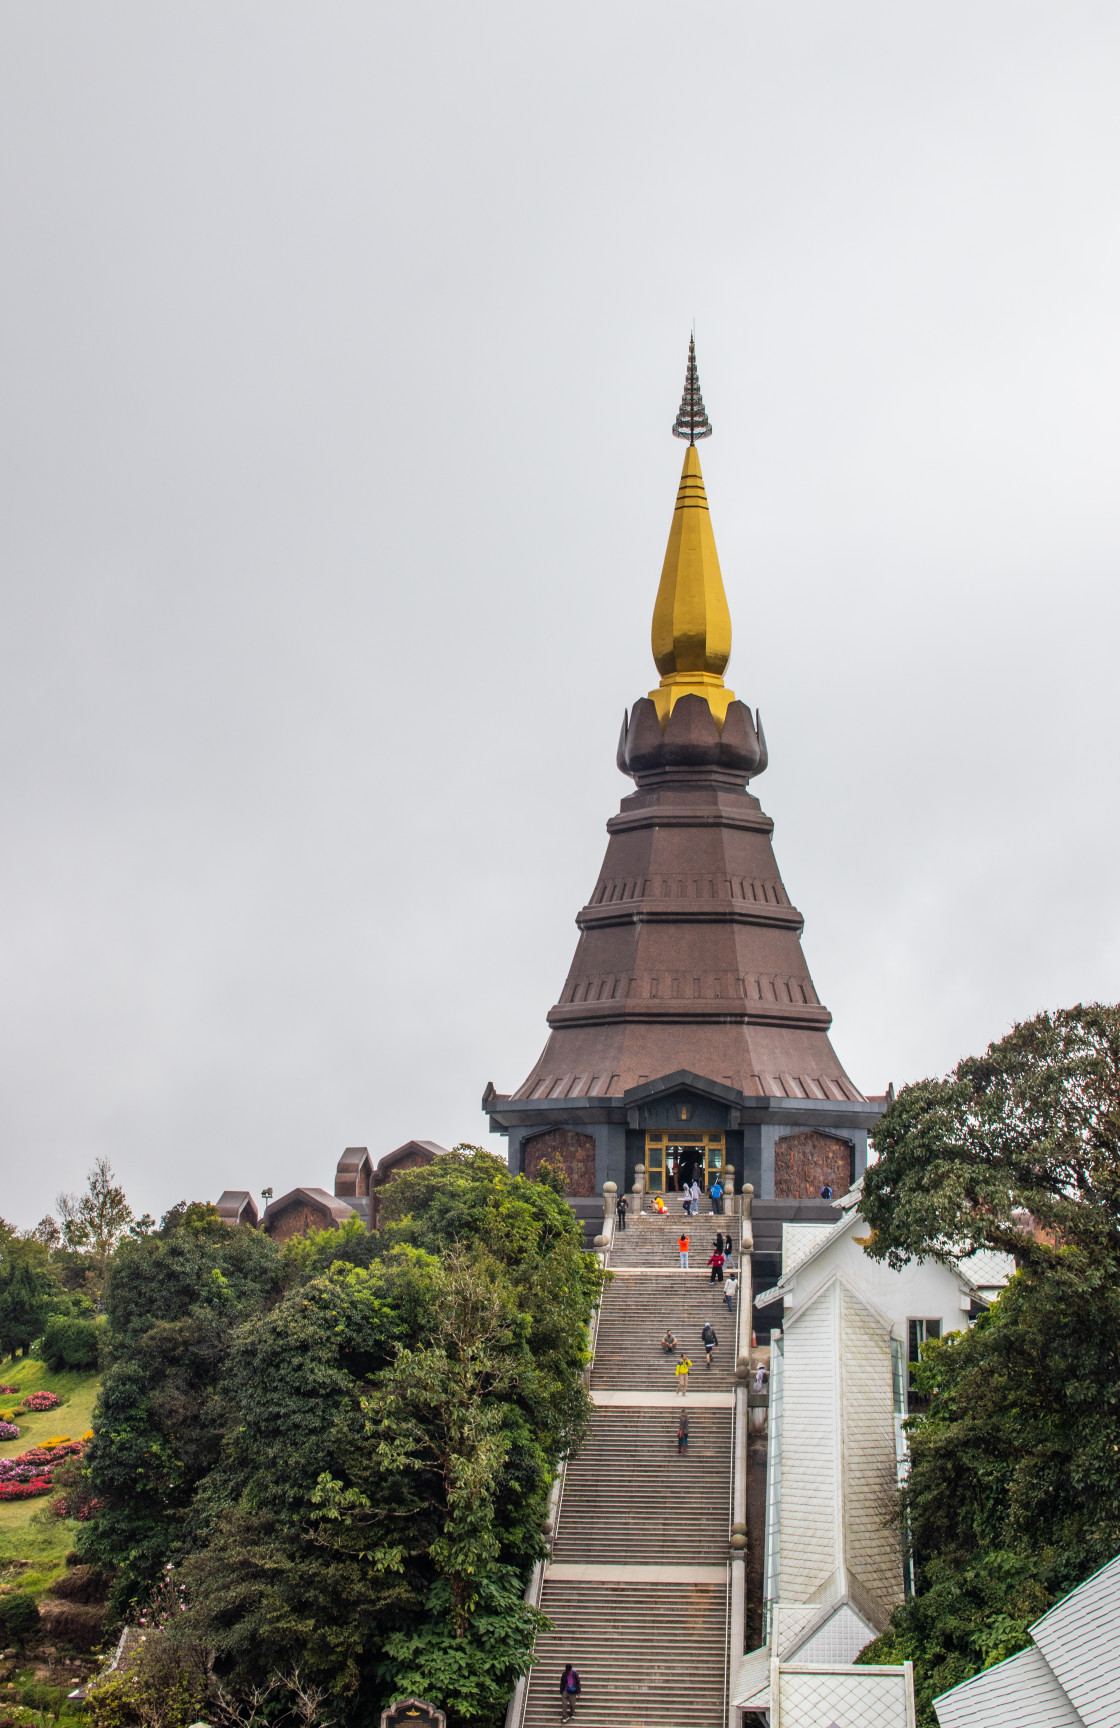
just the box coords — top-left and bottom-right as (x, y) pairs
(2, 3), (1119, 1228)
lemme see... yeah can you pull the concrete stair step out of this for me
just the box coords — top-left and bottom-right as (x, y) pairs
(522, 1582), (727, 1728)
(590, 1274), (739, 1392)
(515, 1267), (734, 1728)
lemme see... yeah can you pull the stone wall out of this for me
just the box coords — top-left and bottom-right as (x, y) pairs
(773, 1131), (853, 1200)
(523, 1128), (597, 1197)
(263, 1201), (331, 1243)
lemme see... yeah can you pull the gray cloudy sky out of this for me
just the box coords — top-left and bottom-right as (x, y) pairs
(3, 3), (1120, 1228)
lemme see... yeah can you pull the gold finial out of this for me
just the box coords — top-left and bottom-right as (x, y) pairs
(650, 341), (735, 728)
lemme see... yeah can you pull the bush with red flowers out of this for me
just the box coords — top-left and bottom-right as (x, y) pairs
(0, 1478), (51, 1501)
(0, 1419), (19, 1440)
(21, 1390), (62, 1411)
(0, 1383), (18, 1394)
(0, 1439), (86, 1500)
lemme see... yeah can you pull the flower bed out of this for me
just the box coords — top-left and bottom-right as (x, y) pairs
(21, 1390), (62, 1411)
(0, 1478), (51, 1501)
(0, 1421), (19, 1441)
(0, 1383), (18, 1395)
(0, 1439), (86, 1498)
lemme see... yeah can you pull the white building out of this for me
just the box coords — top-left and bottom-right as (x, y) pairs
(760, 1179), (1013, 1358)
(733, 1182), (1013, 1718)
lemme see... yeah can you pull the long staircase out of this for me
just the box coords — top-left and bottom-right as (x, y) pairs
(515, 1200), (744, 1728)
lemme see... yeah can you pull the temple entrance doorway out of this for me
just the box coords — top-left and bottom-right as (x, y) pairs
(644, 1132), (725, 1195)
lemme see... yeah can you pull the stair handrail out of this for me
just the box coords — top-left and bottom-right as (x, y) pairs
(504, 1449), (571, 1728)
(583, 1280), (606, 1389)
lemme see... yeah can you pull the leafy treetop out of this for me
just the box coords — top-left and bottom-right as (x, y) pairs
(861, 1003), (1120, 1272)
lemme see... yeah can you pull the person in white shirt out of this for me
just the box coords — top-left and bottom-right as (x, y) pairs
(723, 1273), (738, 1315)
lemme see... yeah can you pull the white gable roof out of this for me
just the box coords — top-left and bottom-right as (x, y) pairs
(782, 1221), (839, 1277)
(933, 1643), (1081, 1728)
(1030, 1553), (1120, 1727)
(772, 1274), (904, 1634)
(933, 1553), (1120, 1728)
(756, 1207), (1012, 1324)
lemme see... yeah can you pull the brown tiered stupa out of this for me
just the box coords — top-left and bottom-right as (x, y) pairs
(484, 340), (884, 1241)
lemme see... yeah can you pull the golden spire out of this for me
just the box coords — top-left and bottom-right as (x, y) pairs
(649, 340), (735, 728)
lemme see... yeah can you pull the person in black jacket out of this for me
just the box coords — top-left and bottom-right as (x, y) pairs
(559, 1664), (581, 1720)
(701, 1321), (718, 1368)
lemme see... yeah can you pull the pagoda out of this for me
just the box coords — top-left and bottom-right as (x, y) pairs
(483, 341), (885, 1229)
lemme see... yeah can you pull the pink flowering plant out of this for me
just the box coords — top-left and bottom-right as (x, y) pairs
(0, 1420), (19, 1441)
(21, 1390), (62, 1411)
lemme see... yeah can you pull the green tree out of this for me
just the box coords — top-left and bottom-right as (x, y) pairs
(857, 1005), (1120, 1722)
(280, 1210), (382, 1279)
(172, 1154), (600, 1727)
(860, 1003), (1120, 1270)
(377, 1147), (603, 1467)
(77, 1203), (285, 1611)
(0, 1222), (57, 1359)
(56, 1158), (136, 1300)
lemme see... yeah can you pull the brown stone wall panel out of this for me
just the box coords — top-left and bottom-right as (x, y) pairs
(264, 1201), (329, 1243)
(773, 1131), (854, 1199)
(389, 1152), (429, 1173)
(523, 1129), (597, 1196)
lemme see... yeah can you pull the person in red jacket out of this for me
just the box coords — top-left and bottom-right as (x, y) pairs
(708, 1248), (725, 1283)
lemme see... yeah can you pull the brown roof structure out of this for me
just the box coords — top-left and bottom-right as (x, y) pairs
(215, 1189), (259, 1227)
(511, 691), (860, 1107)
(261, 1186), (356, 1242)
(484, 341), (884, 1215)
(333, 1139), (451, 1228)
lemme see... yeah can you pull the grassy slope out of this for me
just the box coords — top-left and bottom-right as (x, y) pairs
(0, 1355), (100, 1598)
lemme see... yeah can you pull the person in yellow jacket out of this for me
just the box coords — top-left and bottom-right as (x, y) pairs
(675, 1354), (692, 1395)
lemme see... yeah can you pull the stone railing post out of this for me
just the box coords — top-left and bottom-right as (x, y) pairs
(594, 1181), (617, 1250)
(740, 1182), (755, 1255)
(723, 1166), (737, 1218)
(631, 1164), (646, 1215)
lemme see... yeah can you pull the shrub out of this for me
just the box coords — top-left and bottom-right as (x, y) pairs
(41, 1316), (102, 1373)
(0, 1419), (19, 1440)
(21, 1390), (62, 1411)
(85, 1634), (209, 1728)
(0, 1383), (17, 1393)
(0, 1592), (40, 1647)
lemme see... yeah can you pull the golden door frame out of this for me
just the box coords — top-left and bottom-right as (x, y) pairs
(643, 1131), (725, 1194)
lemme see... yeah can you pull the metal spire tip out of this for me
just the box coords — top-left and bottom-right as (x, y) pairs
(672, 335), (712, 444)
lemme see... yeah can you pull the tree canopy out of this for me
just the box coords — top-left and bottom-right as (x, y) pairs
(860, 1003), (1120, 1270)
(76, 1148), (602, 1728)
(857, 1005), (1120, 1723)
